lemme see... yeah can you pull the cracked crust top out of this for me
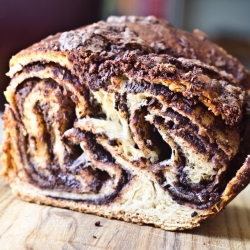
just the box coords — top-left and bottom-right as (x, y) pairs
(8, 16), (249, 126)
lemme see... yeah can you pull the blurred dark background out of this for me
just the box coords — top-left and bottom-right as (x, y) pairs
(1, 0), (250, 111)
(0, 0), (101, 110)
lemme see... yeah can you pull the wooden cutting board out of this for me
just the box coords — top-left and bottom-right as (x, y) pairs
(0, 177), (249, 250)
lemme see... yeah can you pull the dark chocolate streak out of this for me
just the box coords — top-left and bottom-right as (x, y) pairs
(22, 62), (99, 116)
(154, 165), (223, 210)
(48, 131), (131, 204)
(151, 115), (225, 209)
(15, 80), (61, 186)
(14, 68), (130, 204)
(126, 79), (227, 159)
(49, 169), (131, 205)
(15, 79), (73, 187)
(123, 89), (230, 209)
(161, 139), (247, 210)
(125, 77), (241, 209)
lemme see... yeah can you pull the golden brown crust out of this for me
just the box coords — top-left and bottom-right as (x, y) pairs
(107, 15), (250, 89)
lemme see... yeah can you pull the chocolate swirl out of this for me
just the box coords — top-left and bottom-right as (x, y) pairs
(1, 16), (250, 230)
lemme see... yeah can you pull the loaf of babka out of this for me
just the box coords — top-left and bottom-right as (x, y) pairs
(1, 16), (250, 230)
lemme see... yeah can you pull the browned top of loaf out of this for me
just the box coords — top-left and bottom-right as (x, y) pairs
(11, 16), (250, 125)
(107, 16), (250, 89)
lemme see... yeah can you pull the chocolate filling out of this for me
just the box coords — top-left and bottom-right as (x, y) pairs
(148, 109), (233, 209)
(8, 41), (246, 210)
(12, 67), (130, 204)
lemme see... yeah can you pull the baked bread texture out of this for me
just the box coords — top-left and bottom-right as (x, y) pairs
(1, 16), (250, 230)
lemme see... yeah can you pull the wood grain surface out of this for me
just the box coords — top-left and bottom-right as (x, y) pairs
(0, 177), (249, 250)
